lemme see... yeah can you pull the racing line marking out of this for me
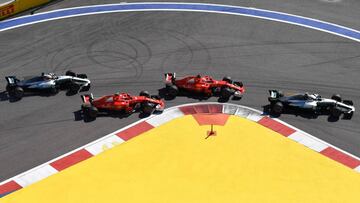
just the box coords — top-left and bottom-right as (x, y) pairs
(1, 1), (360, 198)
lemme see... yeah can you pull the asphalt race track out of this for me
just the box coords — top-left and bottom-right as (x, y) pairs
(0, 0), (359, 182)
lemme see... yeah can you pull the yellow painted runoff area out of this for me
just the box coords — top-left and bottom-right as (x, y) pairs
(2, 115), (360, 203)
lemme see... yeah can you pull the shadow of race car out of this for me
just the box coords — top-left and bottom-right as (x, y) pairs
(81, 91), (164, 120)
(163, 73), (245, 100)
(5, 70), (91, 100)
(268, 90), (355, 120)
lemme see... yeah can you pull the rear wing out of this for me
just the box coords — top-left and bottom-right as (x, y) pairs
(268, 90), (283, 99)
(5, 76), (18, 85)
(81, 93), (94, 103)
(164, 73), (176, 84)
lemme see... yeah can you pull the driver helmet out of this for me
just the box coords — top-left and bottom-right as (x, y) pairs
(42, 73), (52, 80)
(313, 93), (321, 99)
(307, 94), (317, 100)
(113, 93), (120, 100)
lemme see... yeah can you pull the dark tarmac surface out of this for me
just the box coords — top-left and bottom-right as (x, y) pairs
(0, 0), (359, 181)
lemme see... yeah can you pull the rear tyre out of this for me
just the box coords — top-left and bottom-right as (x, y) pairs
(88, 106), (98, 118)
(331, 94), (342, 102)
(50, 86), (59, 95)
(167, 85), (178, 97)
(11, 87), (24, 99)
(6, 84), (13, 92)
(139, 90), (150, 98)
(65, 70), (76, 77)
(272, 102), (283, 114)
(222, 76), (232, 84)
(82, 104), (98, 119)
(142, 102), (155, 115)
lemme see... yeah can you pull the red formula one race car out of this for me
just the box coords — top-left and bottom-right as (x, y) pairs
(81, 91), (164, 119)
(164, 73), (245, 100)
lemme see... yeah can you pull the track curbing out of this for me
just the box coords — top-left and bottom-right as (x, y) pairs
(1, 1), (360, 199)
(1, 102), (359, 198)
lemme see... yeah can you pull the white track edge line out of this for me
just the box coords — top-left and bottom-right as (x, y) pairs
(1, 102), (359, 186)
(0, 3), (359, 43)
(3, 1), (360, 34)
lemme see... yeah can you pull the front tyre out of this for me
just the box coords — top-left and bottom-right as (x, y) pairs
(76, 74), (88, 79)
(65, 70), (76, 77)
(142, 102), (155, 115)
(69, 83), (81, 93)
(331, 94), (342, 102)
(330, 106), (342, 118)
(220, 87), (233, 99)
(233, 81), (243, 87)
(82, 84), (91, 92)
(139, 90), (150, 98)
(343, 100), (353, 106)
(222, 76), (232, 84)
(343, 112), (353, 120)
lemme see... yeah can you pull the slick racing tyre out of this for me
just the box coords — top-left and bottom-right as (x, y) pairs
(330, 106), (342, 118)
(331, 94), (342, 102)
(50, 86), (59, 95)
(69, 84), (81, 93)
(272, 102), (283, 114)
(6, 84), (13, 93)
(233, 81), (243, 87)
(139, 90), (150, 98)
(88, 106), (98, 118)
(167, 85), (178, 97)
(76, 74), (88, 79)
(343, 112), (353, 120)
(82, 84), (91, 92)
(11, 86), (24, 99)
(65, 70), (76, 77)
(343, 100), (353, 106)
(222, 76), (232, 84)
(142, 102), (156, 115)
(220, 87), (233, 99)
(82, 104), (98, 119)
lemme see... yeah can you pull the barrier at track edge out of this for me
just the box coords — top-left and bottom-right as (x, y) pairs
(0, 0), (50, 20)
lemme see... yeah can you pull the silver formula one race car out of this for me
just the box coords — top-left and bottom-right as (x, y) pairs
(5, 70), (91, 100)
(268, 90), (355, 120)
